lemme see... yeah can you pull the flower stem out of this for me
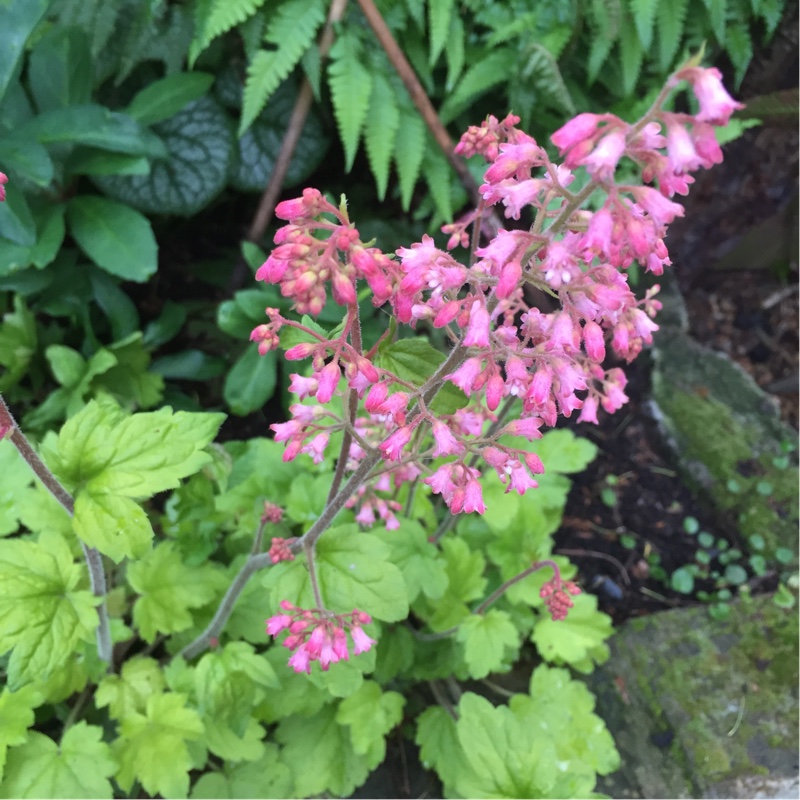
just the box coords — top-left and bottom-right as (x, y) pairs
(0, 395), (112, 667)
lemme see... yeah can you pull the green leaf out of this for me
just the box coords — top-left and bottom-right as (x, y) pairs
(0, 722), (115, 799)
(671, 566), (695, 594)
(21, 104), (165, 156)
(629, 0), (658, 50)
(385, 518), (448, 603)
(0, 136), (53, 187)
(94, 97), (233, 216)
(73, 491), (153, 564)
(392, 107), (426, 211)
(224, 345), (278, 416)
(456, 610), (519, 679)
(113, 692), (204, 799)
(128, 542), (226, 642)
(656, 0), (689, 71)
(0, 185), (36, 247)
(364, 73), (400, 200)
(231, 78), (330, 191)
(375, 338), (467, 415)
(531, 592), (613, 672)
(524, 428), (598, 473)
(67, 196), (157, 282)
(95, 657), (166, 721)
(0, 532), (98, 689)
(265, 525), (409, 623)
(66, 148), (151, 177)
(439, 49), (517, 124)
(151, 349), (226, 381)
(328, 33), (373, 172)
(190, 0), (269, 65)
(217, 287), (281, 339)
(422, 144), (454, 222)
(30, 204), (65, 268)
(415, 705), (465, 794)
(276, 704), (377, 797)
(127, 72), (215, 126)
(724, 564), (748, 585)
(0, 0), (49, 100)
(336, 681), (405, 758)
(50, 398), (225, 498)
(0, 296), (37, 392)
(190, 744), (292, 799)
(28, 26), (91, 112)
(618, 9), (645, 96)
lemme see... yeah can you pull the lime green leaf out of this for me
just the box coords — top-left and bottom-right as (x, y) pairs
(128, 542), (227, 642)
(0, 684), (43, 782)
(456, 610), (519, 679)
(224, 345), (277, 416)
(50, 398), (225, 498)
(629, 0), (658, 50)
(67, 196), (157, 282)
(0, 0), (49, 99)
(524, 428), (597, 474)
(254, 647), (330, 724)
(0, 723), (115, 799)
(385, 519), (448, 603)
(95, 97), (233, 217)
(364, 73), (400, 200)
(375, 338), (467, 415)
(203, 717), (266, 762)
(126, 72), (214, 126)
(452, 693), (563, 798)
(0, 532), (98, 689)
(0, 295), (37, 392)
(113, 693), (204, 799)
(73, 491), (154, 563)
(95, 333), (164, 409)
(265, 525), (409, 623)
(336, 681), (405, 758)
(190, 744), (291, 799)
(276, 704), (377, 797)
(328, 33), (373, 172)
(415, 705), (466, 794)
(511, 664), (620, 776)
(531, 592), (613, 672)
(0, 441), (33, 536)
(95, 657), (166, 720)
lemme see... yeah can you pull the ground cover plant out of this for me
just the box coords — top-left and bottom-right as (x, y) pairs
(0, 38), (753, 797)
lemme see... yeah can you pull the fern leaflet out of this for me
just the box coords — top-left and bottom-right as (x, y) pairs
(422, 142), (453, 222)
(393, 107), (426, 211)
(439, 49), (518, 124)
(189, 0), (267, 65)
(240, 0), (326, 133)
(628, 0), (658, 50)
(618, 8), (645, 96)
(701, 0), (729, 43)
(428, 0), (455, 65)
(655, 0), (689, 72)
(328, 32), (373, 172)
(445, 15), (465, 90)
(364, 74), (401, 200)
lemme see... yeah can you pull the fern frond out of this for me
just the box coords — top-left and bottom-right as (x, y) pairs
(328, 32), (373, 172)
(422, 142), (453, 222)
(628, 0), (658, 50)
(240, 0), (326, 133)
(91, 0), (122, 59)
(756, 0), (784, 37)
(618, 8), (644, 96)
(522, 44), (576, 116)
(655, 0), (689, 72)
(364, 74), (401, 200)
(445, 15), (465, 90)
(587, 0), (621, 83)
(189, 0), (268, 65)
(701, 0), (728, 43)
(725, 18), (753, 85)
(439, 49), (517, 124)
(393, 108), (426, 211)
(428, 0), (455, 65)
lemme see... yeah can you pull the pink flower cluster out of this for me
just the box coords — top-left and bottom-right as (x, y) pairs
(540, 576), (582, 621)
(267, 601), (376, 673)
(251, 66), (739, 522)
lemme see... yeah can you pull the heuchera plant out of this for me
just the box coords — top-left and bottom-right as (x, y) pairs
(0, 59), (740, 799)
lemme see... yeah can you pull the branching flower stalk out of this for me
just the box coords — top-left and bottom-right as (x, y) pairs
(0, 395), (112, 666)
(182, 60), (742, 672)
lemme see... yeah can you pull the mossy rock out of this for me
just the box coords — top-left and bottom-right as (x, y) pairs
(649, 331), (798, 561)
(591, 594), (799, 798)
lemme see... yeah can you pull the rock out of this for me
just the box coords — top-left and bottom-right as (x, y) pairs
(590, 594), (799, 798)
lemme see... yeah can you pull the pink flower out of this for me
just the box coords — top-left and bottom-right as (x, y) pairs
(266, 614), (293, 635)
(551, 113), (603, 155)
(462, 478), (486, 514)
(351, 625), (376, 655)
(315, 362), (341, 403)
(0, 172), (7, 203)
(464, 300), (490, 348)
(379, 425), (413, 461)
(677, 66), (744, 125)
(431, 420), (465, 457)
(584, 130), (627, 181)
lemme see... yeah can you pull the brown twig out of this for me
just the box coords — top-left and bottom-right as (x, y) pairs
(555, 547), (631, 586)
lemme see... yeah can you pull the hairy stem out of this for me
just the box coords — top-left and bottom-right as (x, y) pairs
(0, 395), (112, 667)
